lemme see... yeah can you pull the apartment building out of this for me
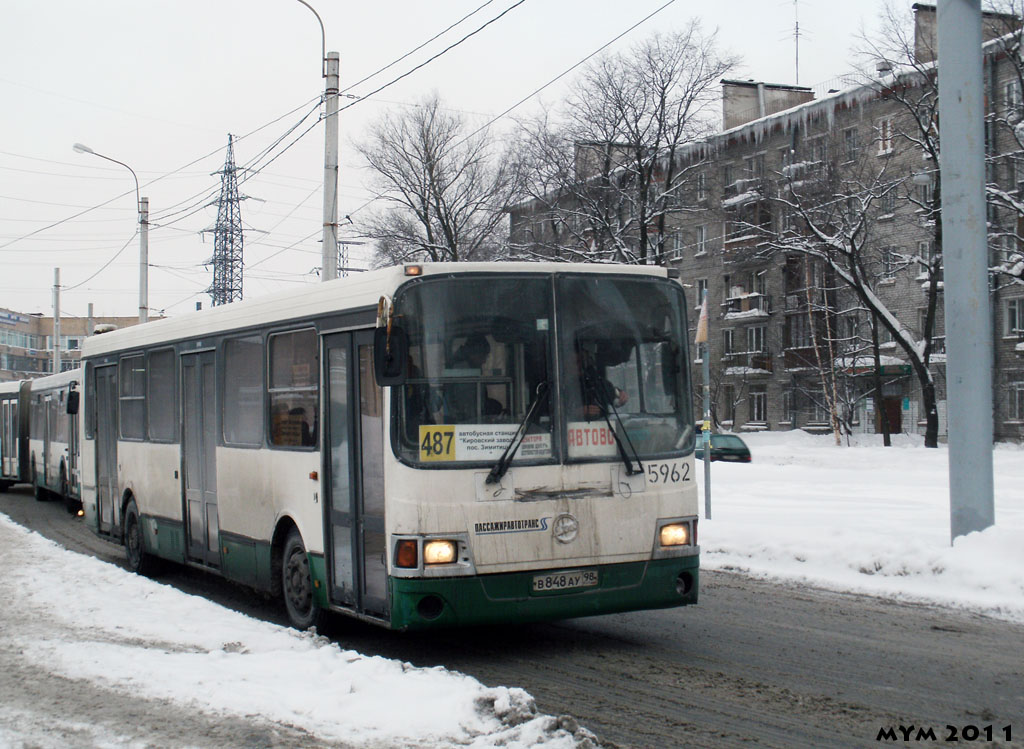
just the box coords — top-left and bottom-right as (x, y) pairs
(509, 3), (1024, 441)
(0, 308), (145, 382)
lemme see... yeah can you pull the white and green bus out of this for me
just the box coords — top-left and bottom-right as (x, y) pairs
(80, 262), (699, 630)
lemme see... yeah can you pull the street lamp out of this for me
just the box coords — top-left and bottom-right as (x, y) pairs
(73, 143), (150, 323)
(294, 0), (340, 282)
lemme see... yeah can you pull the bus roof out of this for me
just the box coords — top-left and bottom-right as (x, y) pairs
(81, 262), (674, 358)
(28, 368), (82, 392)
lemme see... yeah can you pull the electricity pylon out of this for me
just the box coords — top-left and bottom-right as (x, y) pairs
(206, 134), (244, 306)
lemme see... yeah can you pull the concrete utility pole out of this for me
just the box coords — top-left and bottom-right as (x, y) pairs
(937, 0), (995, 542)
(72, 143), (149, 324)
(52, 268), (61, 374)
(322, 51), (340, 282)
(139, 197), (149, 323)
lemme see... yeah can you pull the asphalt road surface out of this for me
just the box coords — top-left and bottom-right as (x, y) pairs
(2, 485), (1021, 748)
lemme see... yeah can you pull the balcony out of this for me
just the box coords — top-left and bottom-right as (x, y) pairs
(722, 177), (769, 207)
(723, 292), (771, 319)
(722, 349), (773, 374)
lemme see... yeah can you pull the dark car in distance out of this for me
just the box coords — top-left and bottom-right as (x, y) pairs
(694, 433), (751, 463)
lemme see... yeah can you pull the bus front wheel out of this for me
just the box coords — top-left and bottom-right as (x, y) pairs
(282, 529), (323, 631)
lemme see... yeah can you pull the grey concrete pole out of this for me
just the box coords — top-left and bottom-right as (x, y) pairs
(53, 268), (61, 374)
(937, 0), (995, 541)
(139, 197), (149, 323)
(321, 52), (340, 282)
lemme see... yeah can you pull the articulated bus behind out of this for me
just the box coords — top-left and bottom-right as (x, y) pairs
(0, 379), (30, 492)
(27, 369), (82, 511)
(80, 263), (700, 630)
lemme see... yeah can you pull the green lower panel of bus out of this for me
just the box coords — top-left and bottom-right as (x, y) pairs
(388, 555), (699, 631)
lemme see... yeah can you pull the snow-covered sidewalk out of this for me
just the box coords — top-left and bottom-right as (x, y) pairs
(698, 431), (1024, 623)
(0, 515), (591, 748)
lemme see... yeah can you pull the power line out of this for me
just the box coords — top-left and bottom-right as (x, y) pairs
(0, 95), (321, 251)
(340, 0), (500, 94)
(337, 0), (530, 113)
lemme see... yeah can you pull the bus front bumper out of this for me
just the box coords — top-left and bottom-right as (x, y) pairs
(389, 553), (699, 631)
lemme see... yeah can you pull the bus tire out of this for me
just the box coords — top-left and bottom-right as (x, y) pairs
(0, 480), (10, 493)
(59, 466), (79, 514)
(124, 499), (157, 576)
(282, 528), (323, 631)
(32, 456), (47, 502)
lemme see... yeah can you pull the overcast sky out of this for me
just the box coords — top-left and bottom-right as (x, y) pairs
(1, 0), (888, 319)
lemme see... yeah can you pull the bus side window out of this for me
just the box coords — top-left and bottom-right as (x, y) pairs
(268, 329), (318, 448)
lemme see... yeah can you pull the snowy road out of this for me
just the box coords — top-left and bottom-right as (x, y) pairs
(2, 478), (1021, 748)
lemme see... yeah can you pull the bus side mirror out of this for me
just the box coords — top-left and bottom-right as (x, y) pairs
(66, 390), (80, 415)
(373, 325), (408, 386)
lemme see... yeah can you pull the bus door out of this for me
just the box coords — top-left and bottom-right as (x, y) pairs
(181, 351), (220, 567)
(44, 395), (55, 486)
(94, 365), (119, 535)
(323, 330), (388, 619)
(67, 388), (79, 495)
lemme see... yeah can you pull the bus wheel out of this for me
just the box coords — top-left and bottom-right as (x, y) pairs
(0, 480), (10, 493)
(282, 529), (323, 630)
(32, 457), (46, 502)
(60, 467), (73, 513)
(124, 499), (157, 576)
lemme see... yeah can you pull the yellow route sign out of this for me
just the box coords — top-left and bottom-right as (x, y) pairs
(419, 425), (456, 462)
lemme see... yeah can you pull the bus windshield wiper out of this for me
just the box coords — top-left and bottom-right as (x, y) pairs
(486, 381), (550, 485)
(602, 402), (644, 476)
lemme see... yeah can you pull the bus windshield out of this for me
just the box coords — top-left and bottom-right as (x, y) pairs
(392, 273), (693, 467)
(393, 276), (554, 465)
(557, 275), (692, 461)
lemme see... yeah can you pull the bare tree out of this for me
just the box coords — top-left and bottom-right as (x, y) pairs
(356, 94), (523, 265)
(755, 140), (944, 445)
(514, 25), (736, 264)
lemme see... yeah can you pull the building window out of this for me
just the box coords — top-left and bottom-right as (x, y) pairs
(720, 385), (735, 424)
(811, 394), (831, 424)
(224, 335), (265, 447)
(747, 325), (766, 353)
(118, 354), (145, 440)
(1005, 79), (1022, 117)
(843, 127), (860, 161)
(695, 225), (707, 255)
(696, 171), (706, 201)
(918, 240), (933, 275)
(696, 278), (708, 307)
(916, 181), (933, 208)
(1006, 297), (1024, 337)
(1010, 380), (1024, 420)
(722, 164), (734, 190)
(877, 116), (895, 155)
(879, 189), (897, 215)
(788, 314), (812, 348)
(749, 385), (767, 423)
(781, 389), (794, 423)
(722, 329), (734, 356)
(269, 329), (318, 448)
(881, 246), (900, 278)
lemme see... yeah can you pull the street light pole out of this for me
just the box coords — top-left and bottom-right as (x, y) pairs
(72, 143), (149, 323)
(294, 0), (339, 282)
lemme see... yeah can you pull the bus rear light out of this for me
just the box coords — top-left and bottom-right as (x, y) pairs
(424, 540), (457, 565)
(395, 539), (418, 568)
(659, 523), (690, 547)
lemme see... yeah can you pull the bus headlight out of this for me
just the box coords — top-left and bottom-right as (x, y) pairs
(659, 523), (690, 547)
(424, 539), (457, 565)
